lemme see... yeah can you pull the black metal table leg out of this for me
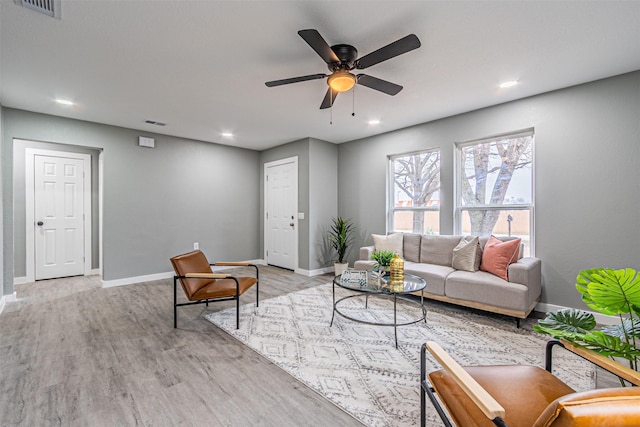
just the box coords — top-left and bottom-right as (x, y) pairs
(330, 281), (336, 327)
(394, 293), (398, 348)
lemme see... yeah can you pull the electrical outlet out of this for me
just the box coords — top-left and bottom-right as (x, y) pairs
(193, 242), (199, 250)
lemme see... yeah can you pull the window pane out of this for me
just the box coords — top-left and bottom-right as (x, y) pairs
(393, 210), (440, 235)
(393, 151), (440, 208)
(460, 209), (531, 256)
(460, 135), (532, 206)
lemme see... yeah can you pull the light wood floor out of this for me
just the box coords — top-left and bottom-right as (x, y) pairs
(0, 266), (621, 426)
(0, 266), (364, 426)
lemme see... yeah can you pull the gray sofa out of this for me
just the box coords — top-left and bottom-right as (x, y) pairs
(354, 233), (542, 324)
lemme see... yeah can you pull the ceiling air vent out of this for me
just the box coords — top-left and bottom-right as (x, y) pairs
(14, 0), (61, 18)
(145, 120), (166, 126)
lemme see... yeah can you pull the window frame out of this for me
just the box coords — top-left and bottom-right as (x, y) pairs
(387, 148), (441, 234)
(454, 129), (535, 255)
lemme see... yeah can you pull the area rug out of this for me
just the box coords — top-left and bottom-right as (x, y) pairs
(205, 284), (594, 427)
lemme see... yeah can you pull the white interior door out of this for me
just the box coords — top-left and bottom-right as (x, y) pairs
(34, 154), (85, 280)
(265, 157), (298, 270)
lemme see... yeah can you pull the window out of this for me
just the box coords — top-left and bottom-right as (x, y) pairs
(389, 149), (440, 234)
(456, 130), (534, 255)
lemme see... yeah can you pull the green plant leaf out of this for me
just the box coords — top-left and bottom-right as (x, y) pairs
(581, 331), (640, 361)
(602, 318), (640, 340)
(371, 249), (394, 266)
(575, 268), (640, 316)
(532, 308), (595, 339)
(327, 217), (355, 263)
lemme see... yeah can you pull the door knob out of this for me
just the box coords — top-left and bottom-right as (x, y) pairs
(37, 221), (44, 226)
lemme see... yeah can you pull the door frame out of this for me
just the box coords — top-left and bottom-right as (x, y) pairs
(264, 156), (298, 270)
(25, 147), (93, 282)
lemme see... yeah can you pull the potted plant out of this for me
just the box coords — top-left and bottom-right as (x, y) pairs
(371, 249), (395, 275)
(328, 216), (355, 275)
(533, 267), (640, 385)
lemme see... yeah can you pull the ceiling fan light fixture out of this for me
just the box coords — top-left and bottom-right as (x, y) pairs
(328, 71), (356, 92)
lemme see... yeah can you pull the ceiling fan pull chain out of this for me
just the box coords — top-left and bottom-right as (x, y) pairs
(352, 85), (356, 117)
(330, 91), (333, 125)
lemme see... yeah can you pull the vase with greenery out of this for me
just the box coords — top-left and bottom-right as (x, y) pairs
(371, 249), (395, 274)
(533, 267), (640, 385)
(328, 217), (355, 275)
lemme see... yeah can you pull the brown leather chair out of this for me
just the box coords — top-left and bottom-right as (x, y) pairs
(170, 250), (258, 329)
(421, 339), (640, 427)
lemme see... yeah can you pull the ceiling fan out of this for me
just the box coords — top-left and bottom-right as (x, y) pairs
(265, 29), (421, 109)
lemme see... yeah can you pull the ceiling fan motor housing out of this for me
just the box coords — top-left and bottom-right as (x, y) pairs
(329, 44), (358, 71)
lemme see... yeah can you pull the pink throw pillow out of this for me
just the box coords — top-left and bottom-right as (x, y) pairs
(480, 236), (521, 280)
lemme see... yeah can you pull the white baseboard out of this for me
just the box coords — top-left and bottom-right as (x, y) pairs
(0, 292), (18, 315)
(102, 271), (174, 288)
(13, 277), (28, 285)
(295, 266), (334, 277)
(535, 302), (618, 326)
(101, 259), (266, 288)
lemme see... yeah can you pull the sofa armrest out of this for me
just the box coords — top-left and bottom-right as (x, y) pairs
(508, 257), (542, 302)
(359, 245), (375, 261)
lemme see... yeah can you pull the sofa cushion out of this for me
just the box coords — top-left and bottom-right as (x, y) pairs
(373, 233), (403, 257)
(405, 261), (454, 296)
(480, 235), (521, 280)
(452, 236), (481, 272)
(420, 235), (462, 266)
(403, 233), (422, 262)
(480, 235), (524, 260)
(445, 270), (529, 312)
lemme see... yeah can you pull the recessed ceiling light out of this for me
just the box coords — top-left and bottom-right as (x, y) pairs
(55, 99), (74, 105)
(368, 120), (381, 125)
(221, 132), (234, 137)
(499, 80), (519, 88)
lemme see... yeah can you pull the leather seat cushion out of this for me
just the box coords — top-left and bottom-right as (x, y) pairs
(429, 365), (575, 427)
(191, 277), (258, 301)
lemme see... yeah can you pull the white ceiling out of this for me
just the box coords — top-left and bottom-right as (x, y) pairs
(2, 1), (640, 151)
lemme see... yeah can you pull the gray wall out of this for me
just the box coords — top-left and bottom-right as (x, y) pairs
(338, 70), (640, 310)
(2, 109), (260, 285)
(0, 105), (5, 296)
(309, 138), (338, 270)
(259, 137), (338, 272)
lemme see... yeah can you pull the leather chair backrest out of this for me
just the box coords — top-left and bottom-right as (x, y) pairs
(170, 250), (214, 300)
(533, 387), (640, 427)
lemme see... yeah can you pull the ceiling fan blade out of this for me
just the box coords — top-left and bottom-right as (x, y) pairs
(298, 29), (340, 64)
(355, 34), (421, 69)
(357, 74), (403, 95)
(320, 87), (339, 109)
(265, 73), (327, 87)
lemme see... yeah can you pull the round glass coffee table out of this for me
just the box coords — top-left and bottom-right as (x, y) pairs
(330, 272), (427, 348)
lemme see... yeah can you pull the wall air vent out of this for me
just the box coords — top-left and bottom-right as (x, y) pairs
(14, 0), (61, 18)
(144, 120), (166, 126)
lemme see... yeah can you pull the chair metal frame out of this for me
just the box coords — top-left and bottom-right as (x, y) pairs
(173, 261), (259, 329)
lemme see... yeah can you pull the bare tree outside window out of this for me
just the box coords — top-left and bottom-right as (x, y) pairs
(457, 132), (534, 254)
(390, 150), (440, 234)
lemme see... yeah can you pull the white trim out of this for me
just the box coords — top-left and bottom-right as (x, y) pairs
(535, 302), (618, 326)
(102, 272), (174, 288)
(24, 146), (93, 282)
(0, 292), (18, 315)
(102, 259), (266, 288)
(98, 151), (104, 276)
(264, 156), (299, 271)
(13, 277), (29, 285)
(295, 266), (334, 277)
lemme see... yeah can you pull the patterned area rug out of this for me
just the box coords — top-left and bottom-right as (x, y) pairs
(205, 283), (594, 427)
